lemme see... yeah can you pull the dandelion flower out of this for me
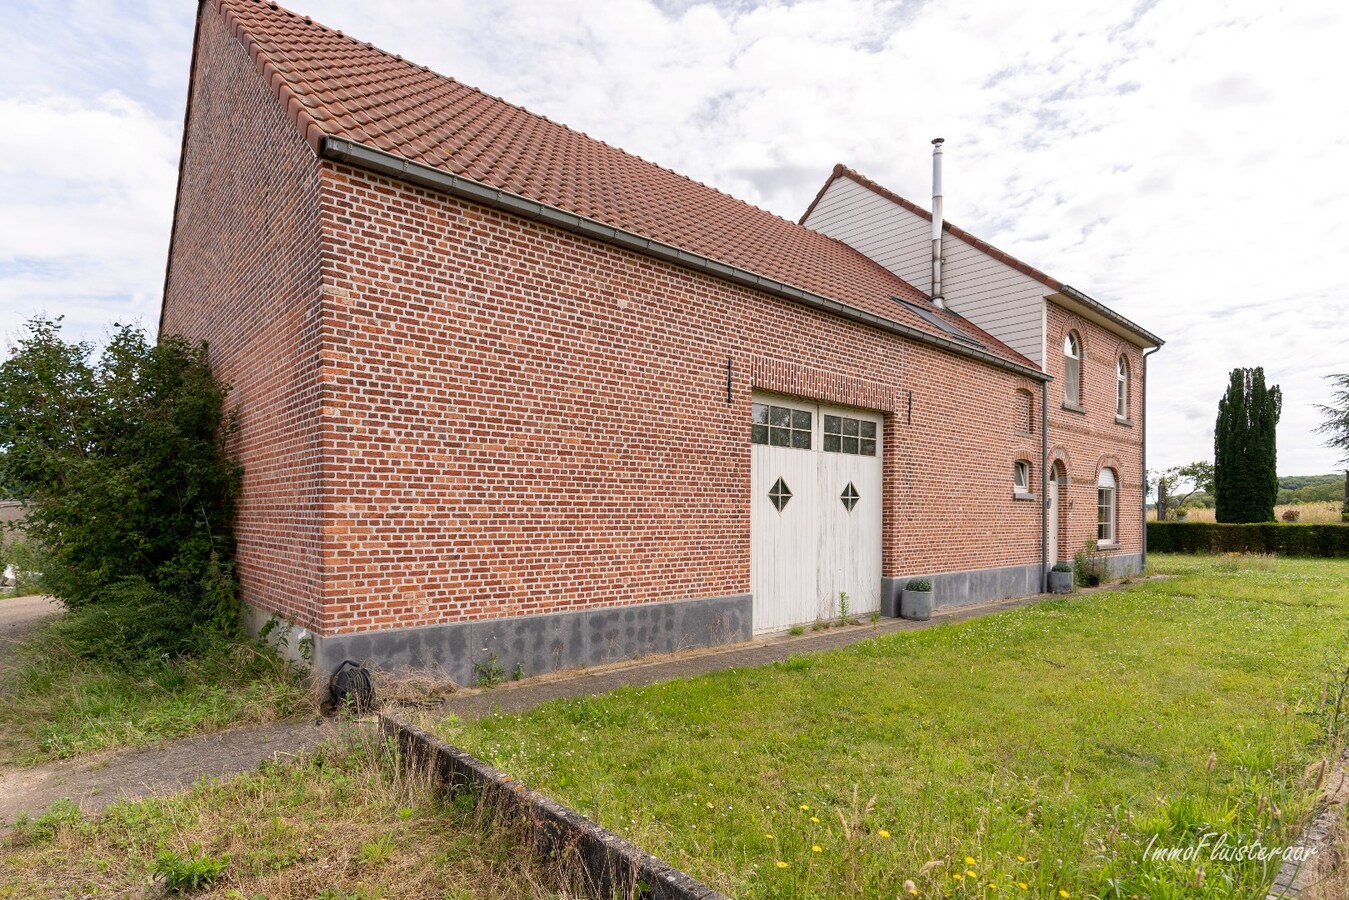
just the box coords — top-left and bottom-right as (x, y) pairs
(1017, 856), (1026, 863)
(879, 830), (892, 839)
(1018, 884), (1028, 891)
(1060, 891), (1070, 898)
(776, 860), (788, 869)
(800, 804), (811, 811)
(989, 884), (998, 890)
(765, 833), (774, 840)
(966, 857), (977, 865)
(954, 874), (964, 881)
(813, 845), (823, 853)
(810, 816), (821, 823)
(967, 870), (978, 878)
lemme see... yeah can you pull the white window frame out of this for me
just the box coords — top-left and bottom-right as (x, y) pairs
(1097, 468), (1117, 545)
(1014, 460), (1030, 493)
(1063, 332), (1082, 408)
(1116, 355), (1130, 419)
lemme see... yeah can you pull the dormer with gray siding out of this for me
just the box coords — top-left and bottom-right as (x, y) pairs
(800, 165), (1161, 366)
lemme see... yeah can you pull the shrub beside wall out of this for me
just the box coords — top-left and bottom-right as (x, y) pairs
(1148, 522), (1349, 557)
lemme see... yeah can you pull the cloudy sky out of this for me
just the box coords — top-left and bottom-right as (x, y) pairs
(2, 0), (1347, 475)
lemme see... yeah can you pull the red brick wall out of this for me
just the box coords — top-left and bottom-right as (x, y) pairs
(315, 164), (1047, 635)
(1045, 303), (1146, 562)
(160, 4), (326, 631)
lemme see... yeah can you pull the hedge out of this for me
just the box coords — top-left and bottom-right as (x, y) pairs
(1147, 522), (1349, 557)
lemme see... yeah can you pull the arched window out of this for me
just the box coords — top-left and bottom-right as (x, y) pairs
(1063, 332), (1082, 407)
(1097, 468), (1117, 544)
(1116, 355), (1130, 419)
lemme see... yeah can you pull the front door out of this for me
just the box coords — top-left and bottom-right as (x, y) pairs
(750, 395), (883, 632)
(1048, 469), (1060, 564)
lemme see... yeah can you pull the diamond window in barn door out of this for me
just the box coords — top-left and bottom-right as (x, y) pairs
(840, 482), (860, 512)
(768, 477), (793, 511)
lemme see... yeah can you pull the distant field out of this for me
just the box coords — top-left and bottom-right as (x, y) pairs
(1149, 501), (1344, 523)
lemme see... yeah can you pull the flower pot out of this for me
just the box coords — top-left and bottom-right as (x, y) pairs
(1047, 569), (1074, 594)
(1086, 574), (1102, 587)
(900, 589), (933, 621)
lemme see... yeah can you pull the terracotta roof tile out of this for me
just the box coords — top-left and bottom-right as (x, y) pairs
(211, 0), (1035, 369)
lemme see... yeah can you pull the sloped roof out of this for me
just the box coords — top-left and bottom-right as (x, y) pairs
(206, 0), (1038, 370)
(803, 164), (1161, 347)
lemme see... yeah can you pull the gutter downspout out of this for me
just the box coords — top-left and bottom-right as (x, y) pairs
(1142, 346), (1162, 569)
(1041, 378), (1049, 590)
(931, 138), (945, 309)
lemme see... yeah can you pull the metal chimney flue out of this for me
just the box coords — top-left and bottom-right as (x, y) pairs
(930, 137), (945, 309)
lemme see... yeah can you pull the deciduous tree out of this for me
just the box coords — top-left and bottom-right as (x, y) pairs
(0, 317), (241, 663)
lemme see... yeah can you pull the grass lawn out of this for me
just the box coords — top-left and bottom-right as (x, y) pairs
(0, 729), (586, 899)
(431, 554), (1349, 898)
(0, 619), (311, 767)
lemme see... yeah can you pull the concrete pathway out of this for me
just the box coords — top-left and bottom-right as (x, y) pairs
(0, 594), (350, 826)
(439, 588), (1071, 719)
(0, 718), (346, 825)
(0, 594), (63, 669)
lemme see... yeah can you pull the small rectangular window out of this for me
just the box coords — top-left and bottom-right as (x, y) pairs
(823, 413), (877, 457)
(751, 402), (811, 450)
(1014, 461), (1030, 492)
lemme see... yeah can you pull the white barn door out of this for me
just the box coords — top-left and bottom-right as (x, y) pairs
(751, 395), (883, 632)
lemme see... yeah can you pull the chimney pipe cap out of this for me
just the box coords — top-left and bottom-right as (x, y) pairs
(932, 137), (945, 145)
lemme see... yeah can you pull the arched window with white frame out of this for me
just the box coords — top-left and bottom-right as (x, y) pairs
(1116, 355), (1130, 419)
(1097, 468), (1118, 545)
(1064, 332), (1082, 407)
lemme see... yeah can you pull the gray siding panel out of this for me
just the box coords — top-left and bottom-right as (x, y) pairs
(805, 178), (1048, 367)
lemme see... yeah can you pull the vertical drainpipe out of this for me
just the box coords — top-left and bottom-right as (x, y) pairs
(1142, 346), (1161, 569)
(931, 138), (945, 309)
(1041, 378), (1049, 590)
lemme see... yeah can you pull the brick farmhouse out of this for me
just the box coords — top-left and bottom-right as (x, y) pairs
(161, 0), (1162, 684)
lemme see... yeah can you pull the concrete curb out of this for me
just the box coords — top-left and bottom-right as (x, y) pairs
(1266, 746), (1349, 899)
(379, 713), (728, 900)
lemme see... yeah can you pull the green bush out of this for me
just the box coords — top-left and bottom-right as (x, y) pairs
(1147, 521), (1349, 557)
(0, 317), (241, 664)
(904, 578), (932, 592)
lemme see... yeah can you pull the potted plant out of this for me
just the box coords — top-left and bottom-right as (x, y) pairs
(900, 578), (934, 620)
(1073, 543), (1106, 587)
(1047, 562), (1074, 594)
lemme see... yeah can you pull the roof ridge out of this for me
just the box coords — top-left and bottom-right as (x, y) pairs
(217, 0), (804, 231)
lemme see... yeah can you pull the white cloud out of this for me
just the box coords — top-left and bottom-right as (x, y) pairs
(0, 91), (179, 342)
(3, 0), (1347, 472)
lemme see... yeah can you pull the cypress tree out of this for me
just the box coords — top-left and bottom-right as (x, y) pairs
(1214, 366), (1282, 522)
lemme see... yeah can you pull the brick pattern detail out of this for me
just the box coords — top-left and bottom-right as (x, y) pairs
(308, 162), (1050, 635)
(750, 357), (897, 412)
(1046, 303), (1146, 561)
(160, 7), (326, 631)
